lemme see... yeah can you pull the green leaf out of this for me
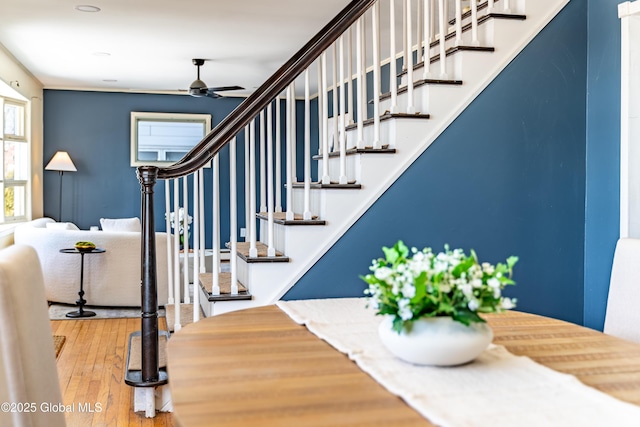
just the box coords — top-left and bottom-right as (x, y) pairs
(395, 241), (409, 258)
(453, 309), (485, 325)
(392, 316), (406, 333)
(452, 256), (475, 277)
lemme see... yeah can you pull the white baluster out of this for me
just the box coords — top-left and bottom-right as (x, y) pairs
(438, 0), (448, 79)
(210, 165), (220, 294)
(275, 97), (282, 213)
(372, 1), (381, 148)
(488, 0), (494, 12)
(244, 124), (250, 241)
(285, 85), (295, 221)
(164, 180), (174, 305)
(303, 68), (312, 220)
(317, 60), (325, 157)
(406, 0), (416, 114)
(321, 52), (330, 184)
(360, 13), (368, 121)
(390, 0), (399, 113)
(416, 0), (423, 63)
(423, 0), (431, 78)
(338, 35), (348, 184)
(259, 110), (266, 213)
(192, 170), (200, 322)
(356, 16), (365, 148)
(291, 81), (297, 182)
(249, 118), (258, 258)
(211, 157), (221, 296)
(199, 169), (205, 273)
(229, 136), (239, 295)
(347, 27), (354, 126)
(455, 0), (462, 45)
(172, 178), (181, 331)
(471, 0), (479, 46)
(402, 0), (408, 71)
(182, 176), (190, 304)
(267, 102), (276, 257)
(503, 0), (511, 13)
(332, 44), (339, 154)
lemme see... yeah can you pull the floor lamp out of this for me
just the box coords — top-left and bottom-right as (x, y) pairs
(45, 151), (77, 222)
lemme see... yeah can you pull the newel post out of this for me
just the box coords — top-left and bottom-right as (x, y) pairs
(137, 165), (160, 382)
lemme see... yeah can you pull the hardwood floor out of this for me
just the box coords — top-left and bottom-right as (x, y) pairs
(50, 317), (177, 427)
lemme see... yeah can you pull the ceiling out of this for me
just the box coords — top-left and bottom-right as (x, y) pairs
(0, 0), (351, 96)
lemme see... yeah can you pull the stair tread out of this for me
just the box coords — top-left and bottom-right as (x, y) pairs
(312, 142), (397, 158)
(232, 241), (290, 262)
(379, 79), (463, 102)
(403, 45), (495, 74)
(290, 181), (362, 189)
(345, 112), (431, 130)
(199, 272), (252, 301)
(257, 211), (327, 225)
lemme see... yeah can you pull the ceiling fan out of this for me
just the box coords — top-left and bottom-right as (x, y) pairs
(189, 58), (244, 98)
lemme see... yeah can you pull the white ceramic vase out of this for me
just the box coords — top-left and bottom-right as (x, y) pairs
(378, 316), (493, 366)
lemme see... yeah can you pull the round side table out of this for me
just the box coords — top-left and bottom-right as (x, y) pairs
(59, 248), (106, 318)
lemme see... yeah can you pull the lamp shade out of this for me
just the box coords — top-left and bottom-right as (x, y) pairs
(45, 151), (77, 172)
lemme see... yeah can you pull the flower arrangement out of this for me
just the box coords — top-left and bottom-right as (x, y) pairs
(362, 241), (518, 333)
(166, 208), (192, 244)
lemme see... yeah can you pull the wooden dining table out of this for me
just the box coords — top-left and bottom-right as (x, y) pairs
(166, 305), (640, 427)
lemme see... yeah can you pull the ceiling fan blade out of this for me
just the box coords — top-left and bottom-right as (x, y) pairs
(207, 85), (244, 92)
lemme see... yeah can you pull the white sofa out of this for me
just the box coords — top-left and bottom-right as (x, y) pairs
(14, 218), (170, 307)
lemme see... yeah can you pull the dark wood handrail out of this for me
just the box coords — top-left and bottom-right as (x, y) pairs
(131, 0), (379, 389)
(157, 0), (377, 180)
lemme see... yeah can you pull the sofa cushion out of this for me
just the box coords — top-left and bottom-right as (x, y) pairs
(100, 217), (141, 232)
(45, 221), (80, 230)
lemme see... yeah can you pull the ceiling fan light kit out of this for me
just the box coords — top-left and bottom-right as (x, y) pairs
(189, 58), (244, 98)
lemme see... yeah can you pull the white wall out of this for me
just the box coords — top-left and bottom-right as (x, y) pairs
(0, 43), (44, 220)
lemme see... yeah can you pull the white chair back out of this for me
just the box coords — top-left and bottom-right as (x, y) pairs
(0, 244), (66, 427)
(604, 238), (640, 343)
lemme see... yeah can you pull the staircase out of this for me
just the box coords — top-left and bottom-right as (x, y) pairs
(128, 0), (570, 407)
(190, 0), (569, 318)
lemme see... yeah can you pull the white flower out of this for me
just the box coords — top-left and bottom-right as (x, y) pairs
(401, 282), (416, 298)
(459, 283), (473, 298)
(434, 260), (448, 273)
(487, 278), (500, 289)
(468, 298), (479, 311)
(500, 297), (516, 310)
(471, 278), (482, 288)
(482, 262), (494, 275)
(374, 267), (393, 281)
(398, 299), (413, 320)
(166, 208), (193, 235)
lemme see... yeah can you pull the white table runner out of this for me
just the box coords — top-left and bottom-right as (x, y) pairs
(277, 298), (640, 427)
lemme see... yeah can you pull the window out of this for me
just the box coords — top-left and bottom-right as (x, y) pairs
(1, 97), (29, 223)
(130, 112), (211, 167)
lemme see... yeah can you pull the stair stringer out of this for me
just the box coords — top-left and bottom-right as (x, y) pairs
(209, 0), (571, 316)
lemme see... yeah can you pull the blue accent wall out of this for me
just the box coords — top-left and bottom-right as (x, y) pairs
(584, 0), (622, 330)
(43, 91), (245, 243)
(43, 91), (304, 248)
(285, 0), (589, 326)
